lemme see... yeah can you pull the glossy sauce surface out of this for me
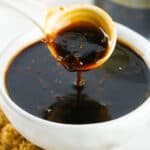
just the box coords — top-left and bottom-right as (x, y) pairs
(45, 24), (108, 72)
(5, 41), (150, 124)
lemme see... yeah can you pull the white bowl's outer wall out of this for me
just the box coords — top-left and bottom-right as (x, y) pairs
(0, 23), (150, 150)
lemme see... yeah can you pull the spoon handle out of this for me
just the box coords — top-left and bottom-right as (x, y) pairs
(2, 0), (48, 29)
(2, 0), (95, 31)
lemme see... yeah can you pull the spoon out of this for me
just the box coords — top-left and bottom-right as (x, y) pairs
(45, 4), (117, 71)
(3, 1), (117, 70)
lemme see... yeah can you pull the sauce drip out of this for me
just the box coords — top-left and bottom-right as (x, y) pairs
(44, 24), (108, 88)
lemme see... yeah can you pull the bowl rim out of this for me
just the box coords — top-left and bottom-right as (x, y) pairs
(0, 22), (150, 128)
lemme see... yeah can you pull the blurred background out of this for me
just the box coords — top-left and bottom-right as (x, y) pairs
(2, 0), (150, 39)
(95, 0), (150, 39)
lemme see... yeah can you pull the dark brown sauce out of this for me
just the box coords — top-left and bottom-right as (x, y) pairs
(5, 40), (150, 124)
(44, 24), (109, 88)
(44, 24), (108, 72)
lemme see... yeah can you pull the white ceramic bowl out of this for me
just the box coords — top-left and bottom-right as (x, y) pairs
(0, 23), (150, 150)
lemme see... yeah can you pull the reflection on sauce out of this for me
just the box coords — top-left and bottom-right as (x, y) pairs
(44, 87), (110, 124)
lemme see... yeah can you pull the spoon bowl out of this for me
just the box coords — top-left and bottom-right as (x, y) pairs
(45, 4), (117, 71)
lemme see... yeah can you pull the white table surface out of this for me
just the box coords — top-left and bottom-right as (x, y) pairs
(0, 1), (150, 150)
